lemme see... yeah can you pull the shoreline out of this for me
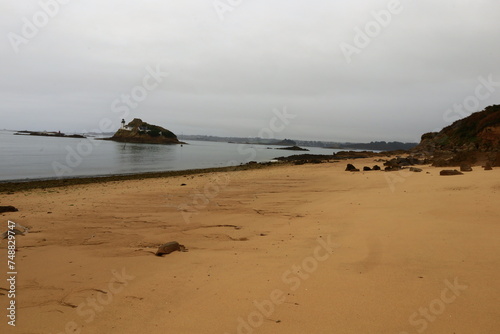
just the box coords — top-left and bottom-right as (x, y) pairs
(0, 162), (284, 193)
(0, 151), (413, 193)
(3, 146), (489, 193)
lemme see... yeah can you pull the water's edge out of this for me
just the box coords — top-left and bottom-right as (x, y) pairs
(0, 161), (291, 193)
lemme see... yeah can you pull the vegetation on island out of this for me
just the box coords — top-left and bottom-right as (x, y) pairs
(104, 118), (183, 145)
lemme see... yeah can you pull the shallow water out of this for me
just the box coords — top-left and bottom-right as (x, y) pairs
(0, 131), (338, 181)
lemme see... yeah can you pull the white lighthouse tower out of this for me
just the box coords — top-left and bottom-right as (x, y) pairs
(121, 119), (133, 131)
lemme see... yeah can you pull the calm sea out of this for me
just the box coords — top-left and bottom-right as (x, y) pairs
(0, 130), (339, 182)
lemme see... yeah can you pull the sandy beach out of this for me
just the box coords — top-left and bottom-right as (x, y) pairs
(1, 159), (499, 334)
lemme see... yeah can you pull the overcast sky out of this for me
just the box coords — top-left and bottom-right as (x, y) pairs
(1, 0), (499, 142)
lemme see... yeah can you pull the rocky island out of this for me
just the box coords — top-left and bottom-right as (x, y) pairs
(104, 118), (183, 145)
(15, 131), (86, 139)
(275, 145), (309, 151)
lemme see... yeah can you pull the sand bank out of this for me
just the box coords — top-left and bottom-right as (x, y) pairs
(1, 158), (499, 333)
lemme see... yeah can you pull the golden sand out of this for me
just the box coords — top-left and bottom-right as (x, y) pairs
(1, 159), (499, 333)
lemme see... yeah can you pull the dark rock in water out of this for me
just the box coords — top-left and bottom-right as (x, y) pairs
(363, 166), (372, 171)
(155, 241), (187, 256)
(276, 146), (309, 151)
(440, 170), (464, 176)
(409, 167), (423, 172)
(484, 162), (493, 170)
(345, 164), (359, 172)
(372, 165), (381, 171)
(0, 206), (18, 213)
(460, 164), (473, 172)
(15, 131), (86, 139)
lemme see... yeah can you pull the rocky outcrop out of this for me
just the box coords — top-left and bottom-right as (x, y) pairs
(105, 119), (182, 145)
(413, 105), (500, 166)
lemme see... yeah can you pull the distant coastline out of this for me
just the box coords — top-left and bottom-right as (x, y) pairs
(178, 134), (417, 151)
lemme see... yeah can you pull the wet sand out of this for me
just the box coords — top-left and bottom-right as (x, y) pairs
(1, 159), (499, 333)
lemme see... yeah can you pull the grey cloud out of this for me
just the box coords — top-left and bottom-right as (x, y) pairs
(1, 0), (499, 142)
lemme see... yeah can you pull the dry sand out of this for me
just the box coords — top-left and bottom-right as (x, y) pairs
(1, 159), (499, 333)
